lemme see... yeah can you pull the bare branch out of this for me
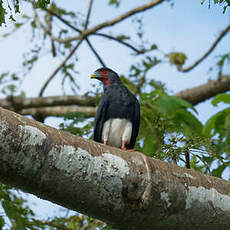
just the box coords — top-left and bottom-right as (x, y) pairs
(34, 10), (78, 43)
(20, 105), (96, 118)
(0, 95), (96, 111)
(84, 0), (94, 30)
(39, 38), (84, 97)
(93, 32), (145, 54)
(84, 0), (164, 35)
(179, 23), (230, 72)
(175, 74), (230, 105)
(85, 38), (106, 67)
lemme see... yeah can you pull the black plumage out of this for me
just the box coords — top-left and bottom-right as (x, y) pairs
(91, 67), (140, 150)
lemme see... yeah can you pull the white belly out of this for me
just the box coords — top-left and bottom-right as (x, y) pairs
(102, 118), (132, 148)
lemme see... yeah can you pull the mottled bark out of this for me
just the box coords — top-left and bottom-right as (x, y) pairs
(175, 74), (230, 105)
(0, 107), (230, 230)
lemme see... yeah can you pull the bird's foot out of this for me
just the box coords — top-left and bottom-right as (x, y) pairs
(121, 147), (136, 151)
(103, 140), (107, 145)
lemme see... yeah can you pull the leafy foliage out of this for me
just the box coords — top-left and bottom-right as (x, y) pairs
(167, 52), (187, 69)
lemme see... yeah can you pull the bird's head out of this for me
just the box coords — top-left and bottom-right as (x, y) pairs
(90, 67), (121, 86)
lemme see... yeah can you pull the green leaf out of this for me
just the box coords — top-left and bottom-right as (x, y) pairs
(167, 52), (187, 67)
(203, 108), (230, 137)
(212, 165), (226, 178)
(143, 135), (158, 156)
(173, 109), (203, 136)
(0, 0), (6, 26)
(153, 94), (197, 116)
(212, 93), (230, 106)
(0, 216), (4, 229)
(109, 0), (120, 7)
(34, 0), (50, 8)
(14, 0), (20, 13)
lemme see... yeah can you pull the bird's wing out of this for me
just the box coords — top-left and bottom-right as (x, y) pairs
(128, 99), (140, 149)
(93, 97), (108, 142)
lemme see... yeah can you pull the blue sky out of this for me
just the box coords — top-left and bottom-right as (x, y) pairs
(0, 0), (230, 221)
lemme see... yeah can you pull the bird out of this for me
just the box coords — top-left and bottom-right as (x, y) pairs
(90, 67), (140, 150)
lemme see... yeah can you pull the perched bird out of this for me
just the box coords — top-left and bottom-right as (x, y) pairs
(91, 67), (140, 150)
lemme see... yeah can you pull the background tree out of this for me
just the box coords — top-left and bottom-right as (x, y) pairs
(0, 0), (230, 229)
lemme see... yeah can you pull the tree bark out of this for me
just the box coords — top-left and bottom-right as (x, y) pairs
(0, 106), (230, 230)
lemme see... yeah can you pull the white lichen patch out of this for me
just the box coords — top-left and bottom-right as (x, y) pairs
(51, 146), (130, 208)
(19, 125), (47, 146)
(160, 191), (171, 207)
(186, 186), (230, 212)
(183, 173), (196, 180)
(172, 172), (196, 180)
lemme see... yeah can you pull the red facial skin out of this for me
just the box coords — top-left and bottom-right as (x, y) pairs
(97, 70), (111, 86)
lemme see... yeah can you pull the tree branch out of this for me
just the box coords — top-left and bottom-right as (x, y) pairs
(93, 32), (145, 54)
(20, 106), (96, 119)
(0, 106), (230, 230)
(1, 74), (230, 119)
(84, 0), (94, 30)
(85, 37), (106, 67)
(175, 74), (230, 105)
(84, 0), (164, 35)
(178, 23), (230, 72)
(39, 38), (84, 97)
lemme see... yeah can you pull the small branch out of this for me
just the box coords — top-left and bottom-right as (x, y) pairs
(84, 0), (94, 30)
(179, 23), (230, 72)
(185, 149), (190, 169)
(42, 7), (146, 56)
(34, 10), (78, 43)
(94, 32), (145, 54)
(84, 0), (164, 35)
(85, 37), (106, 67)
(44, 8), (82, 33)
(134, 74), (146, 96)
(39, 39), (84, 97)
(42, 221), (72, 230)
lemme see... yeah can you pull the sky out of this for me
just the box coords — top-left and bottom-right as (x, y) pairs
(0, 0), (230, 222)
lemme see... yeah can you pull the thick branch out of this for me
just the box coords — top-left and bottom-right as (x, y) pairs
(179, 23), (230, 72)
(0, 95), (96, 110)
(0, 107), (230, 230)
(21, 106), (96, 118)
(175, 74), (230, 105)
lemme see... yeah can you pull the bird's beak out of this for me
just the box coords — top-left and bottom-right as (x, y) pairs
(90, 74), (96, 79)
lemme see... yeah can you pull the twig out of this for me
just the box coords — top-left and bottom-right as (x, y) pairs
(39, 38), (83, 96)
(179, 23), (230, 72)
(84, 0), (94, 30)
(134, 74), (146, 95)
(85, 37), (106, 67)
(185, 149), (190, 169)
(44, 8), (82, 33)
(94, 32), (145, 54)
(34, 10), (77, 43)
(42, 221), (72, 230)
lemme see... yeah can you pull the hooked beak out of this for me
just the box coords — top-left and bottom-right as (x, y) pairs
(90, 74), (96, 79)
